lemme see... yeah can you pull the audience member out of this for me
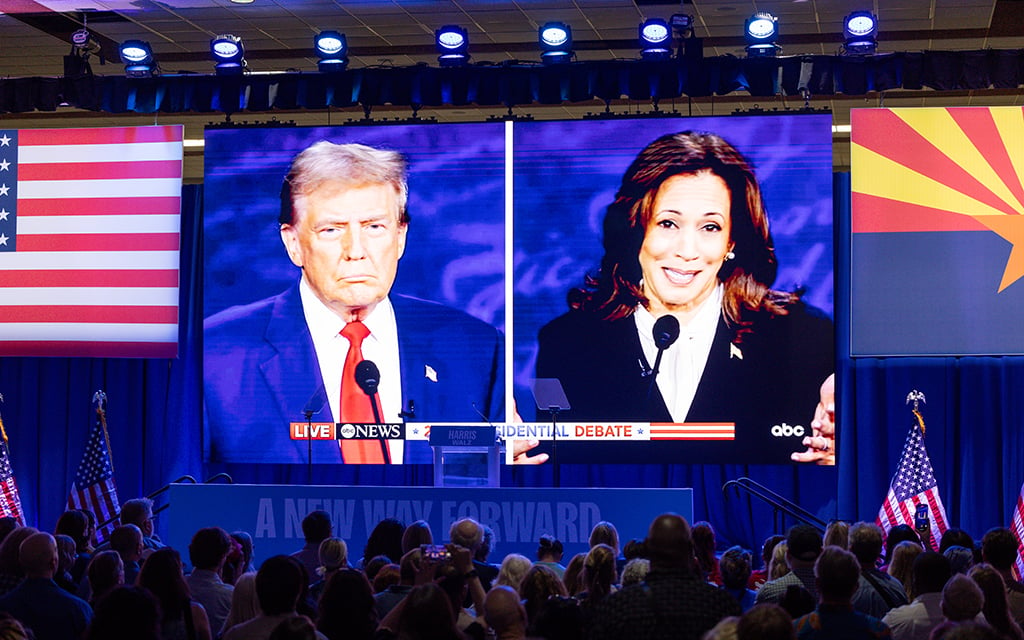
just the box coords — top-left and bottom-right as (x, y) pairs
(55, 510), (92, 585)
(53, 534), (79, 593)
(778, 584), (816, 620)
(883, 526), (923, 571)
(0, 527), (37, 597)
(532, 595), (583, 640)
(769, 542), (791, 581)
(736, 603), (795, 640)
(750, 535), (786, 590)
(589, 513), (741, 640)
(519, 564), (568, 630)
(0, 521), (18, 547)
(720, 546), (757, 612)
(389, 582), (464, 640)
(85, 585), (160, 640)
(622, 538), (646, 562)
(980, 528), (1024, 627)
(222, 555), (327, 640)
(792, 545), (891, 639)
(0, 532), (93, 640)
(450, 519), (498, 592)
(79, 509), (98, 553)
(270, 615), (319, 640)
(756, 525), (823, 604)
(931, 622), (1004, 640)
(107, 498), (164, 551)
(485, 585), (528, 640)
(0, 612), (29, 640)
(108, 523), (145, 588)
(968, 564), (1024, 640)
(476, 524), (496, 565)
(317, 568), (377, 640)
(589, 521), (625, 575)
(432, 561), (484, 638)
(620, 558), (651, 587)
(220, 571), (260, 637)
(221, 534), (248, 585)
(882, 552), (952, 640)
(375, 548), (419, 619)
(137, 547), (213, 640)
(494, 554), (531, 592)
(850, 522), (909, 618)
(402, 521), (434, 556)
(578, 543), (617, 610)
(291, 510), (333, 583)
(928, 574), (986, 640)
(563, 553), (586, 596)
(693, 521), (723, 585)
(889, 542), (925, 600)
(944, 546), (975, 576)
(939, 530), (975, 555)
(373, 563), (401, 594)
(536, 534), (566, 579)
(362, 518), (405, 567)
(702, 616), (739, 640)
(85, 550), (123, 606)
(187, 526), (234, 635)
(824, 521), (851, 551)
(309, 536), (347, 603)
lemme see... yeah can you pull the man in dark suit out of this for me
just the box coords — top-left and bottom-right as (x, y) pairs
(204, 141), (503, 464)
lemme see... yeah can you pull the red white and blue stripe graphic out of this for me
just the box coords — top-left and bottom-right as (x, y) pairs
(1011, 480), (1024, 581)
(0, 126), (182, 358)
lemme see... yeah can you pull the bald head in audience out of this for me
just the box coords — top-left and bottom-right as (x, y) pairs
(19, 532), (58, 579)
(484, 585), (527, 640)
(645, 513), (695, 573)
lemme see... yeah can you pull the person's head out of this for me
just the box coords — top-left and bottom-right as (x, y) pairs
(119, 498), (155, 537)
(54, 534), (77, 573)
(0, 612), (29, 640)
(888, 540), (924, 598)
(372, 563), (400, 593)
(397, 583), (458, 640)
(912, 551), (952, 596)
(884, 524), (922, 563)
(622, 538), (646, 561)
(269, 615), (318, 640)
(109, 524), (144, 562)
(981, 527), (1018, 571)
(563, 552), (586, 595)
(823, 520), (850, 550)
(317, 537), (348, 576)
(944, 545), (975, 575)
(620, 557), (651, 587)
(519, 564), (568, 624)
(137, 547), (192, 618)
(399, 547), (422, 585)
(582, 543), (617, 600)
(0, 526), (36, 575)
(0, 519), (19, 547)
(848, 522), (884, 568)
(55, 509), (90, 552)
(363, 518), (404, 564)
(777, 584), (815, 620)
(785, 524), (823, 568)
(768, 542), (790, 580)
(299, 510), (332, 544)
(19, 531), (58, 579)
(86, 550), (124, 603)
(814, 546), (861, 604)
(939, 528), (974, 554)
(317, 568), (377, 639)
(736, 603), (795, 640)
(968, 563), (1018, 635)
(402, 520), (433, 555)
(484, 585), (528, 638)
(189, 526), (231, 571)
(256, 555), (305, 616)
(86, 586), (161, 640)
(719, 546), (753, 591)
(224, 572), (261, 630)
(940, 573), (984, 622)
(588, 521), (620, 556)
(933, 622), (1005, 640)
(364, 554), (392, 583)
(476, 524), (495, 562)
(537, 534), (564, 562)
(645, 512), (694, 572)
(531, 596), (583, 640)
(579, 131), (784, 330)
(691, 521), (718, 578)
(760, 534), (785, 570)
(449, 518), (483, 552)
(279, 141), (409, 322)
(495, 553), (532, 592)
(702, 617), (739, 640)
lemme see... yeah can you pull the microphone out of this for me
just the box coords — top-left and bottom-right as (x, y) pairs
(354, 360), (389, 464)
(650, 315), (680, 378)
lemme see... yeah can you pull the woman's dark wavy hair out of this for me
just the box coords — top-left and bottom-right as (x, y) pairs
(570, 131), (795, 341)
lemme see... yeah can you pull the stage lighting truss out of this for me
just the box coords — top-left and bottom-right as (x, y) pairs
(314, 30), (348, 72)
(436, 25), (470, 67)
(639, 18), (672, 61)
(843, 11), (878, 55)
(119, 40), (157, 78)
(744, 11), (779, 57)
(539, 22), (573, 65)
(210, 34), (246, 75)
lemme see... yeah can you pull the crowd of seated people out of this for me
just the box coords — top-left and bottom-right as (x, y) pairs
(0, 503), (1022, 640)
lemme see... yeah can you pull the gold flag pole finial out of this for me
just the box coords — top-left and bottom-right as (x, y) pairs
(906, 390), (927, 437)
(0, 392), (7, 444)
(92, 390), (115, 473)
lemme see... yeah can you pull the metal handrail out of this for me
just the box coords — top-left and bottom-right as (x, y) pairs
(722, 477), (827, 533)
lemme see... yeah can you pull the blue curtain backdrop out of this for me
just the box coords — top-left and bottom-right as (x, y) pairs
(0, 177), (1021, 553)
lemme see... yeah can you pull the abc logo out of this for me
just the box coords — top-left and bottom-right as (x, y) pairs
(770, 422), (805, 437)
(339, 423), (356, 439)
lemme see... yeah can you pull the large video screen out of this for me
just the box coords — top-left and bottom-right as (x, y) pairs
(203, 115), (834, 465)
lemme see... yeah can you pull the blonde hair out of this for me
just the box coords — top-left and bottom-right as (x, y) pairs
(768, 542), (790, 580)
(317, 537), (348, 576)
(494, 553), (532, 592)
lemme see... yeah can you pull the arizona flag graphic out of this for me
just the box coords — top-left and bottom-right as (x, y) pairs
(851, 107), (1024, 356)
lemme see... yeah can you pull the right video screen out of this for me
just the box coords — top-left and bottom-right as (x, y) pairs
(511, 114), (835, 465)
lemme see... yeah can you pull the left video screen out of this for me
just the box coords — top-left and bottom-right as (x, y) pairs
(202, 124), (506, 464)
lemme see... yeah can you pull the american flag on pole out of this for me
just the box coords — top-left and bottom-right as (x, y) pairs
(1011, 481), (1024, 582)
(0, 126), (182, 358)
(876, 403), (949, 551)
(67, 391), (120, 543)
(0, 396), (25, 525)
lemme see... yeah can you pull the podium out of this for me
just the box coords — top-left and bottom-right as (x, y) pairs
(429, 426), (501, 487)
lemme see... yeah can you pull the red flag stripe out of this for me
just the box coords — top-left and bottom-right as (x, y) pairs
(13, 233), (180, 252)
(0, 305), (178, 324)
(0, 269), (179, 288)
(17, 160), (182, 181)
(926, 490), (948, 532)
(16, 196), (182, 217)
(2, 341), (177, 358)
(19, 127), (182, 145)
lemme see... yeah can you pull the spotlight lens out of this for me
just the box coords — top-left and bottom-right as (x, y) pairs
(213, 41), (240, 57)
(438, 31), (465, 49)
(846, 15), (875, 36)
(641, 23), (669, 43)
(541, 26), (569, 47)
(747, 17), (776, 39)
(316, 36), (344, 55)
(121, 46), (149, 63)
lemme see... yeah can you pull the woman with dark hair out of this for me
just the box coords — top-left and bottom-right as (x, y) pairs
(882, 524), (922, 570)
(317, 569), (378, 640)
(536, 534), (566, 579)
(394, 583), (464, 640)
(361, 518), (405, 567)
(520, 564), (568, 630)
(86, 586), (161, 640)
(85, 550), (124, 606)
(136, 547), (213, 640)
(968, 563), (1024, 640)
(692, 521), (721, 585)
(536, 131), (834, 465)
(55, 509), (92, 585)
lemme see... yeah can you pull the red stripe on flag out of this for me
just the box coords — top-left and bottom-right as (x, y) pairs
(0, 341), (177, 358)
(17, 160), (182, 181)
(14, 233), (180, 252)
(19, 126), (182, 145)
(925, 490), (948, 532)
(0, 269), (179, 288)
(946, 108), (1024, 210)
(17, 197), (181, 216)
(883, 496), (900, 528)
(851, 192), (991, 233)
(0, 305), (178, 324)
(898, 500), (915, 525)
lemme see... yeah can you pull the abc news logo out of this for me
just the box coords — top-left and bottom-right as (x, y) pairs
(770, 422), (806, 438)
(289, 422), (406, 440)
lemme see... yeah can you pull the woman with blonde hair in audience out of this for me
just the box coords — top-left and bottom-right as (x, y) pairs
(823, 520), (850, 549)
(220, 571), (260, 637)
(563, 552), (586, 596)
(494, 553), (532, 593)
(968, 563), (1024, 640)
(309, 537), (347, 603)
(888, 540), (924, 600)
(768, 542), (790, 581)
(578, 544), (617, 607)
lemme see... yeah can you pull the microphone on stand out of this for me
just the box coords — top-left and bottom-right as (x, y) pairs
(647, 315), (680, 401)
(354, 360), (390, 464)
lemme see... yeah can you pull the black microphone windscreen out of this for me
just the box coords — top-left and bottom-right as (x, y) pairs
(354, 360), (381, 396)
(653, 315), (681, 350)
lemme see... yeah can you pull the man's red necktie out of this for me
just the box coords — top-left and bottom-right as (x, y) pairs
(339, 321), (385, 463)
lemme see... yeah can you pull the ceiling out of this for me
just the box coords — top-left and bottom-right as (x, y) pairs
(2, 0), (1023, 180)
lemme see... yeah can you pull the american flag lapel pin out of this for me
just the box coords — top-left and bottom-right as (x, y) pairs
(425, 364), (438, 383)
(729, 343), (743, 360)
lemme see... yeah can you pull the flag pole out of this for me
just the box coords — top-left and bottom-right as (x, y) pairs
(92, 390), (115, 474)
(0, 392), (7, 444)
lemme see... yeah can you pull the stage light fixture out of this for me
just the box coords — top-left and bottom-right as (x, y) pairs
(435, 25), (470, 66)
(119, 40), (157, 78)
(744, 11), (779, 57)
(210, 34), (246, 75)
(843, 11), (878, 55)
(539, 22), (573, 64)
(639, 18), (672, 61)
(314, 30), (348, 72)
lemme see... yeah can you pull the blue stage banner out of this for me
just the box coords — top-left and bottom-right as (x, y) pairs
(166, 484), (693, 568)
